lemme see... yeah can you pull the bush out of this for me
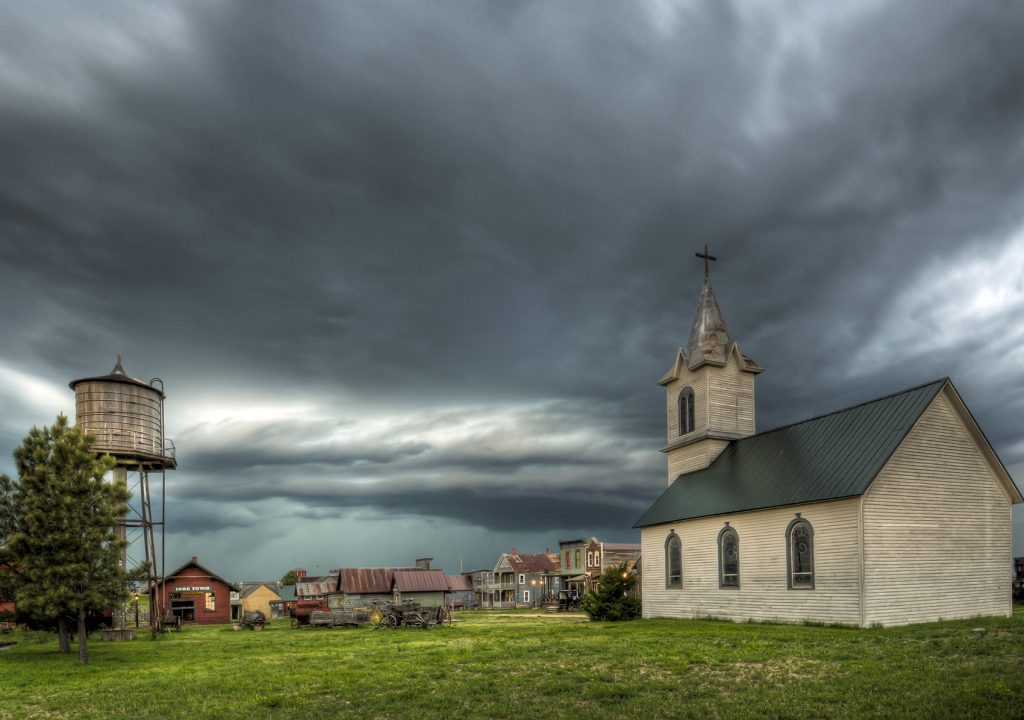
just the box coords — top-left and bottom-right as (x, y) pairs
(581, 563), (640, 621)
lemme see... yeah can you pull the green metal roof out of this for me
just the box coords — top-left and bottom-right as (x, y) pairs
(634, 379), (947, 528)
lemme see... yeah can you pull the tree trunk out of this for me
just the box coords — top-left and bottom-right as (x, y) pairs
(57, 615), (70, 654)
(77, 607), (88, 665)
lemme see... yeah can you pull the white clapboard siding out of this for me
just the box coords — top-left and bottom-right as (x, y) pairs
(641, 497), (861, 625)
(666, 439), (730, 481)
(706, 355), (755, 437)
(862, 390), (1013, 626)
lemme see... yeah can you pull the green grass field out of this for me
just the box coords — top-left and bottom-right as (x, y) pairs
(2, 608), (1023, 719)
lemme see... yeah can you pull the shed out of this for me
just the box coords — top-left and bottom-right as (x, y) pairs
(328, 568), (396, 610)
(270, 585), (297, 618)
(446, 575), (476, 609)
(393, 569), (449, 606)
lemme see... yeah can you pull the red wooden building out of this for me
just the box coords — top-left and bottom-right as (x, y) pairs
(157, 556), (236, 625)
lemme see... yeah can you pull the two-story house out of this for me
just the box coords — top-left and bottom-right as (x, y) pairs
(487, 549), (560, 608)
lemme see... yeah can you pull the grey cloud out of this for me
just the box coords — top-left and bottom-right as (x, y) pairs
(1, 0), (1022, 576)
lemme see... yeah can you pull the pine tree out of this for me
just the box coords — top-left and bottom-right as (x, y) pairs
(0, 415), (128, 663)
(580, 562), (641, 621)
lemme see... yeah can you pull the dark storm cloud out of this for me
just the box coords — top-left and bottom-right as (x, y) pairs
(2, 1), (1023, 574)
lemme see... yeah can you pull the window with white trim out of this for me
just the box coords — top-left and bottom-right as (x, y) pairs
(665, 531), (682, 589)
(718, 524), (739, 588)
(787, 515), (814, 589)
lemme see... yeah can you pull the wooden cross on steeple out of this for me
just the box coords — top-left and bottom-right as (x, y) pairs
(695, 243), (717, 278)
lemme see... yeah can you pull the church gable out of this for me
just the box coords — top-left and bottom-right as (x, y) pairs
(862, 388), (1020, 625)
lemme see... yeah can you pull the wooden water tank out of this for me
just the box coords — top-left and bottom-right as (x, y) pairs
(69, 356), (172, 466)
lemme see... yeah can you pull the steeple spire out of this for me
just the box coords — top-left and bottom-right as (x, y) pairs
(687, 276), (732, 361)
(686, 247), (731, 365)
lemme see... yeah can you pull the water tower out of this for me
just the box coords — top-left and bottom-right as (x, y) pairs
(69, 355), (176, 634)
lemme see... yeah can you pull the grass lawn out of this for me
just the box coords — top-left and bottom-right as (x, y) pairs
(2, 608), (1023, 719)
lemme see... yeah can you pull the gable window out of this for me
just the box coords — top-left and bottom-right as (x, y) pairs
(787, 515), (814, 589)
(718, 524), (739, 587)
(678, 387), (695, 435)
(587, 552), (592, 566)
(665, 531), (682, 589)
(518, 574), (525, 585)
(593, 551), (600, 567)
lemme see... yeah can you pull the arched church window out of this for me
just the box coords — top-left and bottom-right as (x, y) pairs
(678, 387), (695, 435)
(787, 515), (814, 589)
(665, 531), (682, 589)
(718, 524), (739, 587)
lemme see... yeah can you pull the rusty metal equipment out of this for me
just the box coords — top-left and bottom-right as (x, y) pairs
(290, 599), (327, 627)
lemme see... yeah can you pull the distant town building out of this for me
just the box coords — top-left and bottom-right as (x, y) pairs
(482, 549), (560, 608)
(445, 574), (476, 609)
(240, 582), (283, 619)
(559, 538), (641, 594)
(157, 556), (236, 626)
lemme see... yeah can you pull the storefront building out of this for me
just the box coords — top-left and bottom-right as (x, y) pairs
(157, 556), (236, 625)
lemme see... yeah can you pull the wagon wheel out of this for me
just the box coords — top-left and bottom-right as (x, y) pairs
(369, 608), (386, 628)
(386, 614), (399, 629)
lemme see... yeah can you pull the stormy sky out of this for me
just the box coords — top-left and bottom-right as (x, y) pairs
(1, 0), (1023, 581)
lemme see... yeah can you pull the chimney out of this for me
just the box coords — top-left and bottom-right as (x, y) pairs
(191, 556), (197, 564)
(511, 547), (517, 555)
(415, 557), (432, 570)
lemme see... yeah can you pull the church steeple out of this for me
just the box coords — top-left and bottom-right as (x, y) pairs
(658, 245), (764, 484)
(686, 276), (732, 366)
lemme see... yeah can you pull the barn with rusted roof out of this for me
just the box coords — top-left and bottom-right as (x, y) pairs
(327, 566), (450, 609)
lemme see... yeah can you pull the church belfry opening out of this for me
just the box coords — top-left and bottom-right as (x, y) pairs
(678, 387), (695, 435)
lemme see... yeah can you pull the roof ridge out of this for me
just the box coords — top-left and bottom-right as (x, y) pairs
(744, 377), (948, 440)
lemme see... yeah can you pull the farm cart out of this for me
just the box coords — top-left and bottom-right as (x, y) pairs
(403, 605), (451, 628)
(241, 610), (266, 630)
(369, 603), (450, 629)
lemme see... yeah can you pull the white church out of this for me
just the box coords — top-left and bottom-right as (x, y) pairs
(635, 250), (1022, 627)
